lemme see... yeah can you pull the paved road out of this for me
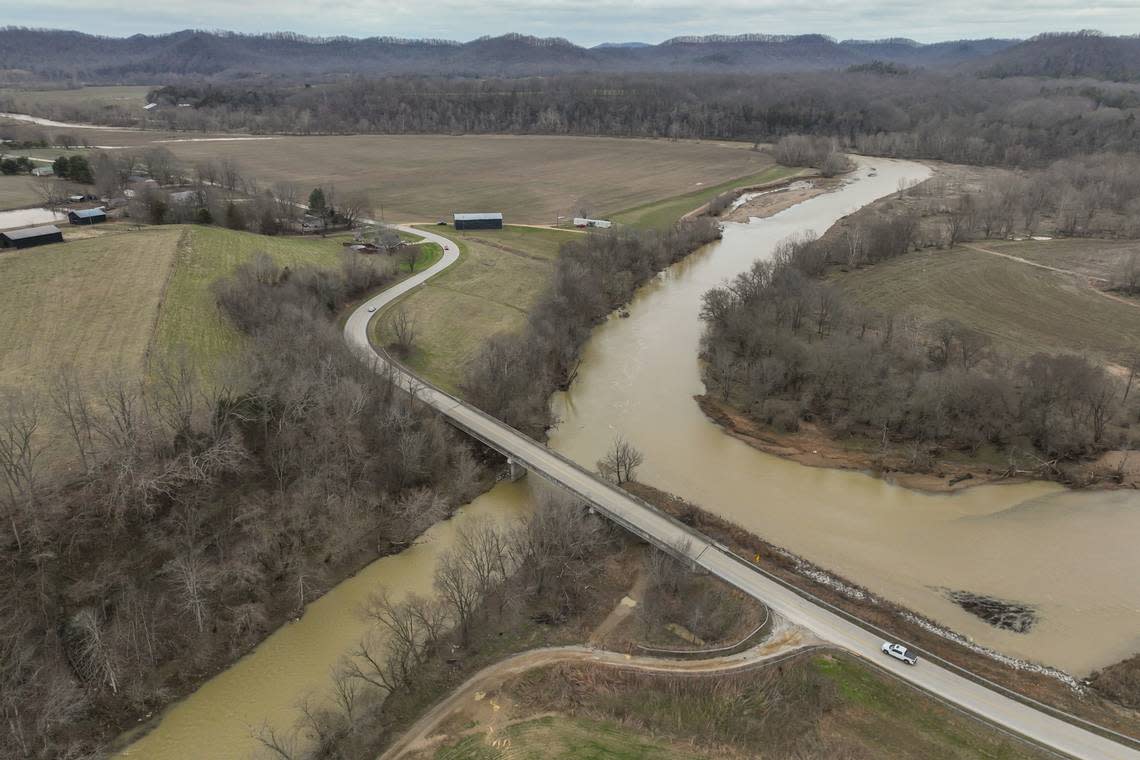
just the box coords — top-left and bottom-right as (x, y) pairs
(345, 226), (1140, 760)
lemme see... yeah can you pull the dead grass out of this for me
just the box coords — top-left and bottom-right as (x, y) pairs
(0, 129), (774, 223)
(374, 225), (577, 393)
(433, 653), (1051, 760)
(163, 135), (773, 224)
(838, 247), (1140, 365)
(0, 85), (151, 110)
(0, 226), (181, 392)
(0, 174), (45, 210)
(985, 237), (1140, 283)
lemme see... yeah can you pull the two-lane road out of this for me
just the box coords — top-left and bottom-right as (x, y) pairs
(345, 225), (1139, 760)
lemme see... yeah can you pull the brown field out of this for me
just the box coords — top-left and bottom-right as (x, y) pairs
(0, 174), (44, 209)
(983, 237), (1140, 283)
(0, 121), (775, 224)
(0, 85), (151, 110)
(0, 226), (182, 393)
(160, 135), (773, 223)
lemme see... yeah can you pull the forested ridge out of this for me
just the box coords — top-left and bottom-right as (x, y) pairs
(0, 28), (1020, 81)
(123, 72), (1140, 168)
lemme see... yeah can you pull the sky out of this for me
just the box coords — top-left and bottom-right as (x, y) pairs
(5, 0), (1140, 46)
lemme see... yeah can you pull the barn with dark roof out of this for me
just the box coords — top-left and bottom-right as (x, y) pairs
(453, 212), (503, 230)
(0, 225), (64, 249)
(68, 207), (107, 225)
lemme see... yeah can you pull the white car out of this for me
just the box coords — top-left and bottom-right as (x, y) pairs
(881, 641), (918, 665)
(367, 306), (377, 313)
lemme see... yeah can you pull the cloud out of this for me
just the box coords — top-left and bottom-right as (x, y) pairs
(5, 0), (1140, 45)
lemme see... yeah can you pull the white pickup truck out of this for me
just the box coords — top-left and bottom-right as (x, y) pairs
(881, 641), (919, 665)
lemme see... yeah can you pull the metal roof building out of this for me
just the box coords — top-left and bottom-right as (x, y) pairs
(0, 225), (64, 249)
(453, 212), (503, 230)
(68, 207), (107, 225)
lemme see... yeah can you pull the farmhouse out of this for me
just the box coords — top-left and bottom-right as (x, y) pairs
(453, 212), (503, 230)
(0, 225), (63, 249)
(68, 207), (107, 225)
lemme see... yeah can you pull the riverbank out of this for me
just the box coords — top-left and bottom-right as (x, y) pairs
(718, 176), (843, 223)
(698, 395), (1139, 493)
(698, 395), (1016, 492)
(623, 480), (1140, 741)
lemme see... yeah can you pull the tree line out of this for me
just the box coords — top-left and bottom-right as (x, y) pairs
(699, 230), (1137, 476)
(254, 489), (615, 758)
(0, 251), (487, 758)
(124, 71), (1140, 168)
(462, 219), (722, 438)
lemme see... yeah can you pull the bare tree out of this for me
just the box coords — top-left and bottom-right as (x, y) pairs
(597, 435), (645, 484)
(390, 308), (418, 355)
(339, 190), (369, 228)
(1115, 252), (1140, 297)
(31, 175), (64, 208)
(48, 365), (96, 473)
(251, 722), (300, 760)
(164, 552), (214, 634)
(0, 393), (45, 549)
(402, 243), (420, 273)
(434, 548), (482, 646)
(943, 196), (974, 247)
(65, 608), (118, 694)
(374, 224), (403, 254)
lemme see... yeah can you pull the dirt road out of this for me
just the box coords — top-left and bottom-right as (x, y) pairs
(380, 619), (815, 759)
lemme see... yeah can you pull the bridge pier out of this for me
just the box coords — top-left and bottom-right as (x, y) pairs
(505, 457), (527, 482)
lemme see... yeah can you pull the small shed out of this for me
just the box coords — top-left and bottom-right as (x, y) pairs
(453, 212), (503, 230)
(68, 207), (107, 225)
(1, 225), (63, 249)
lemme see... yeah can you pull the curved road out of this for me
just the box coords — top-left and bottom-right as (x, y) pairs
(380, 622), (814, 760)
(345, 226), (1139, 760)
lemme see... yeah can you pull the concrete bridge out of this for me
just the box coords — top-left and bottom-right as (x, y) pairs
(344, 225), (1140, 760)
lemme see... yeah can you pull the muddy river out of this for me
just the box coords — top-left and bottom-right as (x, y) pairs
(122, 157), (1138, 759)
(549, 158), (1140, 677)
(118, 481), (533, 760)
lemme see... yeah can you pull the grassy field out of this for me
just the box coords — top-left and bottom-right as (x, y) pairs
(0, 175), (45, 210)
(0, 226), (181, 393)
(811, 655), (1048, 758)
(0, 85), (151, 110)
(429, 654), (1049, 760)
(983, 238), (1140, 282)
(374, 225), (577, 392)
(609, 164), (804, 230)
(152, 227), (348, 372)
(838, 247), (1140, 365)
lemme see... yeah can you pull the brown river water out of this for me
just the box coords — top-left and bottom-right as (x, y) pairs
(549, 158), (1140, 678)
(121, 157), (1138, 759)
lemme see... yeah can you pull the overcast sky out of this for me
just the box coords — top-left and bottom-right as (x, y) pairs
(7, 0), (1140, 46)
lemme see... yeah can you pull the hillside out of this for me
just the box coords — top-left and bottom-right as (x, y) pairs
(975, 32), (1140, 81)
(0, 28), (1020, 82)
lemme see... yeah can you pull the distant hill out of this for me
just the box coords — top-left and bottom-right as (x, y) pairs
(593, 42), (651, 49)
(972, 32), (1140, 81)
(0, 27), (1037, 83)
